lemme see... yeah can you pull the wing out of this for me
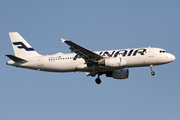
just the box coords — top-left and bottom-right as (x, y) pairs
(61, 38), (103, 64)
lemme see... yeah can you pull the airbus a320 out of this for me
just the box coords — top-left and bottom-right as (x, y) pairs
(6, 32), (175, 84)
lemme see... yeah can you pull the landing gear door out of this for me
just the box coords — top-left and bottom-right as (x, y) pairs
(38, 57), (43, 66)
(148, 48), (154, 57)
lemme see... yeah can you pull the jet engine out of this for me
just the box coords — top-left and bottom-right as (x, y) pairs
(99, 58), (127, 67)
(106, 69), (129, 79)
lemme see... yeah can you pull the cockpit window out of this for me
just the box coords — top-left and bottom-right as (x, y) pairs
(160, 50), (167, 53)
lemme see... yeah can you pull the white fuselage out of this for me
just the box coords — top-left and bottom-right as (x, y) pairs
(7, 47), (175, 72)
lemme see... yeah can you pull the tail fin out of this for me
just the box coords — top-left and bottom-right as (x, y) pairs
(9, 32), (41, 58)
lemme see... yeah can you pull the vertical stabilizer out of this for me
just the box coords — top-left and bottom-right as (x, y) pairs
(9, 32), (41, 58)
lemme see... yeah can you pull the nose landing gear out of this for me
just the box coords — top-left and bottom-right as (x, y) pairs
(150, 65), (155, 76)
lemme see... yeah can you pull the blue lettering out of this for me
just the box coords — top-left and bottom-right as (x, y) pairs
(99, 52), (103, 56)
(72, 48), (147, 60)
(133, 50), (138, 56)
(73, 54), (78, 60)
(138, 49), (146, 55)
(133, 49), (146, 56)
(128, 49), (134, 56)
(114, 50), (128, 57)
(102, 51), (115, 57)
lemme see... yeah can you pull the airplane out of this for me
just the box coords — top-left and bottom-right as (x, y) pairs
(6, 32), (175, 84)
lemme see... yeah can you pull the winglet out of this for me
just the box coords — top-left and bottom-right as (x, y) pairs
(60, 38), (66, 43)
(85, 72), (91, 76)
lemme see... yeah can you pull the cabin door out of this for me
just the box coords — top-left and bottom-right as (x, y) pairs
(148, 48), (154, 57)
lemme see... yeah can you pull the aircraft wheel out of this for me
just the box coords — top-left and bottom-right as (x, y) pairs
(151, 71), (155, 76)
(95, 78), (101, 84)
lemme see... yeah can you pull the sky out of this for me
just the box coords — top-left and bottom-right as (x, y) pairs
(0, 0), (180, 120)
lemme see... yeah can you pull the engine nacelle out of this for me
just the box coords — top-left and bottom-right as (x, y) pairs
(104, 58), (127, 67)
(106, 69), (129, 79)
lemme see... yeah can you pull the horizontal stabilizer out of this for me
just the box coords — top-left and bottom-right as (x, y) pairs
(6, 54), (28, 63)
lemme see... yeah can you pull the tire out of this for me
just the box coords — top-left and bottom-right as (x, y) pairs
(95, 78), (101, 84)
(151, 71), (155, 76)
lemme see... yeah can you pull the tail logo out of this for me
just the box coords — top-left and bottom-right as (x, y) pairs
(13, 42), (35, 51)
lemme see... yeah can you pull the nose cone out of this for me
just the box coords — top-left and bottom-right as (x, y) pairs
(168, 54), (176, 62)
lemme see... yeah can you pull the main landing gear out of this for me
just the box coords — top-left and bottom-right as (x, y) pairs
(92, 72), (102, 84)
(95, 78), (101, 84)
(150, 65), (155, 76)
(90, 71), (102, 84)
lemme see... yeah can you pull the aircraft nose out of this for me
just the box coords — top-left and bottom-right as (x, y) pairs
(168, 54), (176, 62)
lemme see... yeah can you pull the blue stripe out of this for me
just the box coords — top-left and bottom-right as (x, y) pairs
(13, 42), (35, 51)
